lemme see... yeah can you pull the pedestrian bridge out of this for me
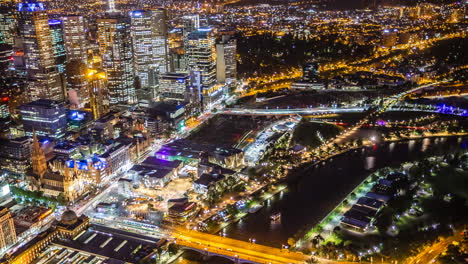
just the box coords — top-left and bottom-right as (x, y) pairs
(169, 227), (310, 264)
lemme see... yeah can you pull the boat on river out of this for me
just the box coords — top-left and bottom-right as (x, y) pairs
(270, 212), (281, 223)
(248, 204), (263, 214)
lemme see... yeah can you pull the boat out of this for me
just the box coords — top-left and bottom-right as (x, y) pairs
(248, 204), (263, 214)
(270, 212), (281, 223)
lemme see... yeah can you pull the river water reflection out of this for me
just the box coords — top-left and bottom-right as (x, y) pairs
(175, 136), (467, 264)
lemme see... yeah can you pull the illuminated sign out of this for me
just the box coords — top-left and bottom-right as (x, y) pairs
(18, 2), (45, 12)
(69, 110), (85, 121)
(130, 11), (143, 17)
(48, 19), (62, 26)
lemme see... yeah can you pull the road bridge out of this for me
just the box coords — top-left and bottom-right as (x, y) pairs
(219, 107), (365, 116)
(170, 227), (310, 264)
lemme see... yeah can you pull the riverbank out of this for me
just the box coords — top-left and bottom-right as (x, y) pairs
(221, 135), (466, 248)
(293, 133), (468, 248)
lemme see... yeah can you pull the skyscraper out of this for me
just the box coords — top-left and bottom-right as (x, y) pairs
(65, 60), (89, 108)
(87, 69), (109, 120)
(0, 2), (17, 45)
(97, 15), (135, 105)
(182, 14), (200, 38)
(185, 28), (218, 107)
(130, 9), (169, 100)
(62, 15), (87, 63)
(17, 1), (63, 102)
(49, 19), (66, 73)
(216, 35), (237, 84)
(0, 207), (16, 252)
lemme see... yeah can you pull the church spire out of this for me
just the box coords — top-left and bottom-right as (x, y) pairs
(31, 130), (47, 178)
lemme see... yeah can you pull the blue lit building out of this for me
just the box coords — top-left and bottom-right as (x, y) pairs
(19, 99), (67, 139)
(49, 19), (66, 73)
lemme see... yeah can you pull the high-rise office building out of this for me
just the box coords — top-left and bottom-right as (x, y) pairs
(216, 35), (237, 84)
(19, 99), (67, 139)
(130, 9), (169, 100)
(182, 14), (200, 38)
(65, 60), (89, 108)
(97, 15), (135, 105)
(158, 72), (192, 102)
(0, 2), (17, 45)
(62, 15), (87, 63)
(49, 19), (66, 73)
(185, 28), (218, 107)
(0, 207), (16, 251)
(17, 1), (63, 102)
(87, 69), (109, 120)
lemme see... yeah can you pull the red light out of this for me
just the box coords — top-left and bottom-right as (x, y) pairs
(8, 56), (13, 61)
(1, 97), (9, 102)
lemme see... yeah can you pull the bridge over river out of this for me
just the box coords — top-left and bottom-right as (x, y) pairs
(170, 227), (309, 264)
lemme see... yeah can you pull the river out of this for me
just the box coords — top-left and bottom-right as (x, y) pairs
(174, 135), (467, 264)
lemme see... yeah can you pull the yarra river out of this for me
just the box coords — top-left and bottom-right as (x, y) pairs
(175, 135), (467, 263)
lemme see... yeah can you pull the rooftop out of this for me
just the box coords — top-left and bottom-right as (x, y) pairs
(56, 224), (161, 263)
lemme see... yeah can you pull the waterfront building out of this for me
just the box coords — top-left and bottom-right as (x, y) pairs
(167, 201), (199, 223)
(17, 1), (63, 102)
(19, 99), (67, 139)
(193, 173), (225, 194)
(97, 15), (135, 106)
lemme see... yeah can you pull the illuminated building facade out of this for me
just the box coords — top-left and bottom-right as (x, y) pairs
(62, 15), (87, 63)
(97, 15), (135, 105)
(0, 136), (32, 175)
(17, 1), (63, 102)
(87, 69), (109, 120)
(48, 19), (66, 73)
(216, 35), (237, 84)
(0, 207), (16, 252)
(185, 28), (218, 107)
(19, 99), (67, 139)
(65, 60), (88, 108)
(158, 72), (192, 102)
(130, 9), (169, 100)
(182, 14), (200, 39)
(0, 2), (17, 45)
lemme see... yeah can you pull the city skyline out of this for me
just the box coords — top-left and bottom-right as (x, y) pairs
(0, 0), (467, 264)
